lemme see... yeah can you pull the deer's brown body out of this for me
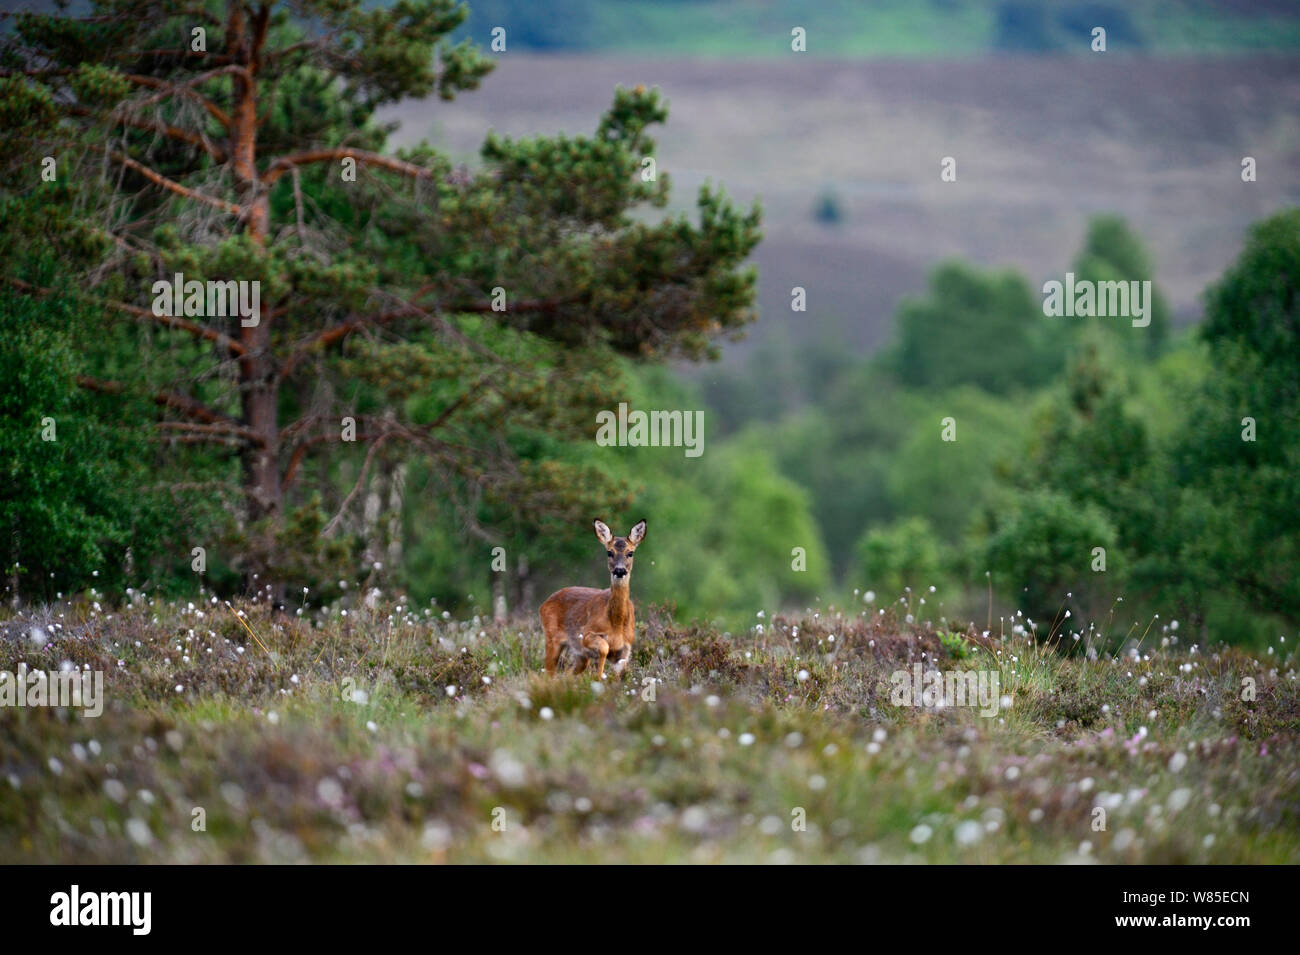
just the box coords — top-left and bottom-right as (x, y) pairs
(540, 519), (645, 680)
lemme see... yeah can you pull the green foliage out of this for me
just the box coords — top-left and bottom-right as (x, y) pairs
(854, 516), (948, 600)
(224, 498), (364, 602)
(0, 0), (764, 605)
(1169, 209), (1300, 625)
(0, 184), (112, 269)
(888, 261), (1065, 394)
(0, 280), (199, 600)
(692, 444), (831, 614)
(0, 75), (58, 139)
(996, 342), (1196, 627)
(0, 290), (119, 597)
(939, 628), (971, 660)
(725, 368), (1031, 587)
(736, 367), (914, 571)
(391, 358), (831, 624)
(1202, 208), (1300, 376)
(983, 489), (1116, 626)
(1024, 347), (1154, 549)
(1071, 215), (1171, 356)
(888, 385), (1031, 540)
(699, 322), (858, 436)
(631, 206), (1296, 646)
(0, 3), (1294, 647)
(67, 63), (132, 106)
(977, 203), (1294, 641)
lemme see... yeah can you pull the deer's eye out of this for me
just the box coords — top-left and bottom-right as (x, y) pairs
(607, 551), (614, 558)
(626, 552), (634, 558)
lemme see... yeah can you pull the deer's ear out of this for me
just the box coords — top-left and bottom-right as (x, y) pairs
(628, 519), (646, 545)
(594, 520), (613, 545)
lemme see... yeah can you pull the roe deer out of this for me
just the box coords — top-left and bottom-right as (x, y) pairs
(539, 519), (646, 680)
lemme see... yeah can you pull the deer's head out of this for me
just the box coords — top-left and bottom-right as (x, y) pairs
(594, 519), (646, 584)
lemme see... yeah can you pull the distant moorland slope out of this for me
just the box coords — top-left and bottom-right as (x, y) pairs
(384, 54), (1300, 359)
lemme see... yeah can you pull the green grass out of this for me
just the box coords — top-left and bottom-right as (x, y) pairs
(1, 595), (1297, 863)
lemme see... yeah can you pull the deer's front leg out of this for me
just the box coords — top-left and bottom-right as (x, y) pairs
(610, 646), (632, 680)
(581, 633), (610, 679)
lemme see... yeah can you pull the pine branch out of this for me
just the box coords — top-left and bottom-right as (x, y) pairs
(103, 147), (242, 216)
(2, 276), (245, 358)
(262, 149), (435, 186)
(279, 381), (486, 494)
(75, 375), (261, 443)
(156, 420), (262, 443)
(279, 291), (571, 378)
(121, 73), (232, 128)
(66, 104), (227, 162)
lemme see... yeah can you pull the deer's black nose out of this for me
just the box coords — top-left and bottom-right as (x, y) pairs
(612, 567), (627, 578)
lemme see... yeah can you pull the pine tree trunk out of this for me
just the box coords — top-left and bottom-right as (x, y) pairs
(229, 2), (282, 602)
(517, 552), (534, 616)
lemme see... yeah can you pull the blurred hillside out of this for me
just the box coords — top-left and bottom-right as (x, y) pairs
(383, 53), (1300, 377)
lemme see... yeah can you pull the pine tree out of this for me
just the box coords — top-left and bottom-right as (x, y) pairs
(0, 1), (760, 594)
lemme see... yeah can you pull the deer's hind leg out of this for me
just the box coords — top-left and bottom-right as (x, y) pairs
(541, 600), (567, 675)
(544, 632), (564, 675)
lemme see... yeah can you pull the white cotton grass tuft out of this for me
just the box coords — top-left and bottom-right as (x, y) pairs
(126, 818), (153, 847)
(490, 750), (527, 788)
(316, 777), (344, 807)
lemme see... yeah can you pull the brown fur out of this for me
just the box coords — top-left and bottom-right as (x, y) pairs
(539, 519), (645, 680)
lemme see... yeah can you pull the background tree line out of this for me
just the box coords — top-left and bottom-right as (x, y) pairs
(1, 1), (1296, 648)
